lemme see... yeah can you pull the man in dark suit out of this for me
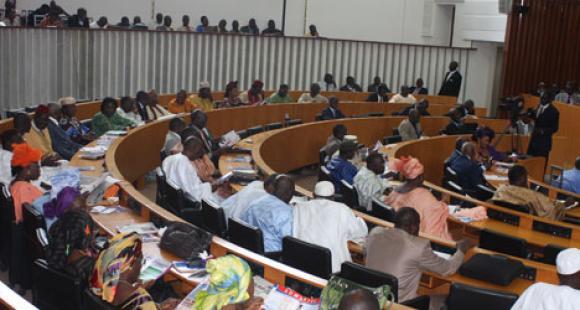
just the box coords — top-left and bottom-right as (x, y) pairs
(527, 93), (559, 158)
(320, 97), (345, 120)
(366, 85), (389, 102)
(47, 103), (82, 160)
(438, 61), (462, 97)
(409, 78), (428, 95)
(449, 142), (487, 192)
(135, 91), (150, 122)
(67, 8), (89, 28)
(367, 76), (390, 93)
(340, 76), (363, 92)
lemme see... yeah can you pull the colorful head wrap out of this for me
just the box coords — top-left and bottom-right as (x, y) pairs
(43, 186), (81, 220)
(90, 232), (143, 303)
(251, 80), (264, 89)
(195, 255), (252, 310)
(388, 156), (424, 180)
(11, 143), (42, 168)
(35, 104), (50, 115)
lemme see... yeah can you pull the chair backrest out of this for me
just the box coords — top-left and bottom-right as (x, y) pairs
(446, 283), (518, 310)
(227, 218), (265, 255)
(532, 184), (549, 196)
(201, 199), (228, 238)
(319, 166), (333, 183)
(382, 135), (402, 145)
(338, 262), (399, 302)
(492, 200), (530, 214)
(444, 166), (459, 183)
(155, 169), (168, 207)
(319, 150), (328, 165)
(340, 180), (360, 209)
(84, 289), (116, 310)
(282, 236), (332, 279)
(236, 129), (249, 140)
(247, 125), (264, 136)
(549, 165), (564, 188)
(368, 112), (384, 117)
(479, 229), (529, 258)
(32, 259), (84, 310)
(264, 122), (283, 131)
(315, 113), (322, 121)
(23, 203), (47, 260)
(287, 119), (302, 126)
(0, 184), (13, 268)
(164, 182), (184, 214)
(371, 198), (395, 222)
(543, 244), (565, 265)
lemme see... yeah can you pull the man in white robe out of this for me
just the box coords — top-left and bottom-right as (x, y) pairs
(293, 181), (368, 273)
(221, 174), (278, 220)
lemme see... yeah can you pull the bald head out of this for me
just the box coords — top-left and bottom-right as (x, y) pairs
(338, 289), (380, 310)
(461, 142), (477, 160)
(272, 175), (295, 204)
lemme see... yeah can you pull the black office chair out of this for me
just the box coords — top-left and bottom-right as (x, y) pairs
(201, 199), (228, 238)
(319, 150), (328, 165)
(371, 198), (395, 222)
(264, 122), (283, 131)
(165, 183), (202, 227)
(228, 218), (265, 255)
(382, 135), (402, 145)
(532, 183), (549, 196)
(84, 288), (116, 310)
(236, 129), (249, 140)
(479, 229), (529, 259)
(32, 259), (85, 310)
(318, 166), (333, 183)
(368, 112), (384, 117)
(340, 180), (361, 210)
(492, 200), (530, 214)
(23, 203), (47, 260)
(446, 283), (518, 310)
(0, 184), (12, 270)
(548, 165), (564, 188)
(315, 114), (323, 121)
(287, 119), (302, 126)
(155, 168), (168, 207)
(247, 125), (264, 136)
(282, 236), (332, 279)
(392, 127), (400, 136)
(543, 244), (566, 265)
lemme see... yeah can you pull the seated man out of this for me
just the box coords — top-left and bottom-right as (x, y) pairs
(512, 248), (580, 310)
(491, 165), (567, 220)
(266, 84), (294, 104)
(190, 110), (228, 163)
(116, 96), (145, 126)
(189, 82), (215, 111)
(366, 207), (473, 307)
(47, 103), (82, 160)
(367, 76), (390, 93)
(340, 76), (362, 92)
(293, 181), (368, 273)
(388, 86), (416, 104)
(320, 124), (347, 161)
(162, 118), (185, 157)
(442, 108), (464, 135)
(221, 173), (278, 220)
(458, 99), (476, 117)
(91, 97), (135, 137)
(366, 85), (389, 103)
(162, 136), (226, 203)
(168, 89), (197, 114)
(398, 99), (430, 116)
(354, 153), (391, 211)
(444, 137), (467, 166)
(241, 175), (295, 253)
(298, 83), (328, 103)
(326, 140), (359, 189)
(554, 81), (580, 105)
(23, 105), (60, 159)
(320, 97), (345, 120)
(552, 157), (580, 194)
(449, 142), (487, 192)
(398, 109), (422, 141)
(409, 78), (428, 95)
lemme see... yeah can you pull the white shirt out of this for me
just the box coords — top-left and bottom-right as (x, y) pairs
(116, 107), (144, 126)
(162, 153), (213, 202)
(388, 94), (417, 104)
(0, 149), (13, 186)
(297, 93), (328, 104)
(221, 181), (267, 220)
(353, 166), (390, 211)
(511, 282), (580, 310)
(293, 198), (368, 273)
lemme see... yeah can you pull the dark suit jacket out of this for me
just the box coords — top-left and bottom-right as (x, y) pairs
(409, 87), (428, 95)
(47, 122), (82, 160)
(340, 84), (363, 92)
(399, 106), (430, 116)
(527, 104), (559, 157)
(320, 107), (345, 120)
(443, 121), (461, 135)
(438, 71), (462, 97)
(449, 154), (486, 191)
(367, 83), (390, 93)
(68, 15), (89, 28)
(366, 93), (389, 102)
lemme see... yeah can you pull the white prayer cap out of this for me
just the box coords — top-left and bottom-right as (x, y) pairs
(199, 81), (211, 89)
(314, 181), (335, 198)
(556, 248), (580, 275)
(344, 135), (358, 143)
(57, 97), (76, 106)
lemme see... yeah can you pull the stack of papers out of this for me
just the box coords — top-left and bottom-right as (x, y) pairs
(139, 256), (171, 282)
(485, 174), (509, 182)
(220, 130), (241, 147)
(79, 145), (107, 159)
(117, 222), (160, 243)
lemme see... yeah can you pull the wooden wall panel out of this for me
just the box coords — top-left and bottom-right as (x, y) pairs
(501, 0), (580, 96)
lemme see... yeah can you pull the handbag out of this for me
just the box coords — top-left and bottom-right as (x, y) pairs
(159, 221), (212, 260)
(459, 253), (525, 286)
(320, 275), (394, 310)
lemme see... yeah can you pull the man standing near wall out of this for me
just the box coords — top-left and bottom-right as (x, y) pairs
(438, 61), (462, 97)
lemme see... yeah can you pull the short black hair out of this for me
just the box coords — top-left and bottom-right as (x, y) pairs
(394, 207), (420, 230)
(279, 84), (289, 89)
(101, 97), (117, 112)
(169, 117), (185, 132)
(1, 129), (19, 150)
(13, 113), (30, 131)
(338, 289), (379, 310)
(508, 165), (527, 185)
(366, 153), (383, 166)
(332, 124), (347, 137)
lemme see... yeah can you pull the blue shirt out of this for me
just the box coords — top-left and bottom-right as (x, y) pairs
(326, 157), (358, 189)
(553, 169), (580, 194)
(241, 194), (293, 252)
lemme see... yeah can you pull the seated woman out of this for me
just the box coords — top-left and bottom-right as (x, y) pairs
(90, 232), (178, 309)
(46, 205), (96, 282)
(473, 126), (507, 163)
(92, 97), (135, 137)
(10, 143), (43, 224)
(218, 81), (244, 108)
(385, 157), (454, 241)
(59, 97), (92, 145)
(239, 80), (265, 106)
(146, 90), (172, 121)
(194, 255), (263, 309)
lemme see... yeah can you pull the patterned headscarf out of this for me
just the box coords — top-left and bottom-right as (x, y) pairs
(195, 255), (252, 310)
(46, 208), (95, 270)
(90, 232), (143, 303)
(388, 156), (424, 180)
